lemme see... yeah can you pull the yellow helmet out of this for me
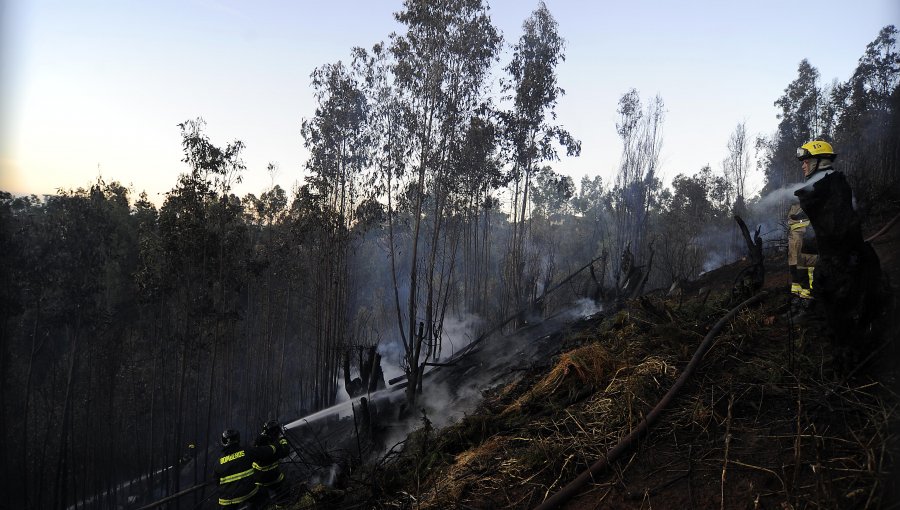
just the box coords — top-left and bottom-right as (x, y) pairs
(796, 139), (837, 161)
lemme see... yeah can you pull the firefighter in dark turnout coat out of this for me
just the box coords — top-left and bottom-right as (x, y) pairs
(252, 420), (292, 508)
(787, 140), (835, 304)
(214, 429), (277, 509)
(793, 139), (884, 348)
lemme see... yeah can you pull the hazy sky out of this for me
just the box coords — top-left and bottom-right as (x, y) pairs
(2, 0), (898, 205)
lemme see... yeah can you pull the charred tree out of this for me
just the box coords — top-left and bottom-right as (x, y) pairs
(344, 345), (386, 399)
(586, 250), (608, 301)
(615, 245), (645, 303)
(730, 215), (765, 303)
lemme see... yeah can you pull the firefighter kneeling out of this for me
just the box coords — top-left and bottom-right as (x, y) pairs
(252, 420), (292, 508)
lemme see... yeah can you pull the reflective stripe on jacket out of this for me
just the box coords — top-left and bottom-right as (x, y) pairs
(214, 443), (276, 507)
(252, 435), (290, 488)
(788, 203), (818, 266)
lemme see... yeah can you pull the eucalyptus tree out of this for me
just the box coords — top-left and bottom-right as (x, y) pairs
(759, 27), (899, 196)
(0, 181), (145, 509)
(852, 25), (899, 112)
(656, 166), (732, 284)
(301, 60), (372, 408)
(379, 0), (501, 407)
(452, 115), (504, 316)
(241, 182), (290, 419)
(530, 167), (574, 225)
(0, 192), (14, 500)
(155, 118), (248, 489)
(349, 42), (411, 384)
(502, 1), (580, 324)
(760, 59), (821, 195)
(0, 193), (49, 509)
(832, 25), (899, 189)
(611, 89), (664, 265)
(527, 166), (575, 311)
(39, 187), (119, 509)
(571, 175), (611, 259)
(723, 121), (752, 216)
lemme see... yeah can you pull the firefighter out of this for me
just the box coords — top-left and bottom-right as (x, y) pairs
(792, 138), (884, 353)
(214, 429), (276, 509)
(179, 443), (196, 466)
(252, 420), (293, 508)
(787, 139), (836, 317)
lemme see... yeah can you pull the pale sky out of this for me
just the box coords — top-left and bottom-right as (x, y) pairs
(2, 0), (898, 205)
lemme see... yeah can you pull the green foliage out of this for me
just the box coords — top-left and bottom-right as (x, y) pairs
(759, 59), (822, 195)
(9, 12), (899, 510)
(531, 166), (574, 220)
(302, 61), (370, 217)
(381, 0), (506, 405)
(760, 25), (900, 195)
(610, 90), (665, 264)
(503, 1), (581, 169)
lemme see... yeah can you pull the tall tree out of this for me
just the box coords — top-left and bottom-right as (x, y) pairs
(611, 90), (664, 264)
(528, 166), (574, 308)
(571, 175), (610, 255)
(503, 1), (580, 324)
(387, 0), (501, 407)
(832, 25), (899, 190)
(301, 60), (371, 408)
(656, 166), (732, 283)
(452, 115), (504, 318)
(723, 121), (752, 216)
(760, 59), (821, 195)
(156, 118), (248, 491)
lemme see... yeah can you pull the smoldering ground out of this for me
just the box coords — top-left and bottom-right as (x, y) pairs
(365, 296), (611, 464)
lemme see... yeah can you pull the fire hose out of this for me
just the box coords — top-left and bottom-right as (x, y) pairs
(864, 211), (900, 243)
(534, 290), (768, 510)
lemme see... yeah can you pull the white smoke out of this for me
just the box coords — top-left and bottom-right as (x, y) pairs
(374, 311), (485, 386)
(561, 298), (602, 320)
(334, 378), (349, 404)
(305, 463), (341, 487)
(419, 381), (462, 428)
(437, 312), (484, 360)
(377, 341), (407, 384)
(702, 249), (733, 274)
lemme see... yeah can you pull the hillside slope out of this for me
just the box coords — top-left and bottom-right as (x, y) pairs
(280, 214), (899, 510)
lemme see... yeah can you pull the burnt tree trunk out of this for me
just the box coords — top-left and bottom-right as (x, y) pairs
(731, 215), (765, 303)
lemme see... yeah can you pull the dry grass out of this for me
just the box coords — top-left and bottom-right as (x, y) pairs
(341, 291), (899, 509)
(503, 343), (618, 415)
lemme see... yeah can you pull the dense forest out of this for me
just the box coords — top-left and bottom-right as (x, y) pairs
(1, 1), (898, 508)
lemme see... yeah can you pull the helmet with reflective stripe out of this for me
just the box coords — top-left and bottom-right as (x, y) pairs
(221, 428), (240, 446)
(796, 139), (837, 161)
(262, 420), (281, 437)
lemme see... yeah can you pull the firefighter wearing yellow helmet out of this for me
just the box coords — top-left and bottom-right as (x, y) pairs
(787, 139), (836, 309)
(789, 137), (885, 365)
(796, 139), (837, 169)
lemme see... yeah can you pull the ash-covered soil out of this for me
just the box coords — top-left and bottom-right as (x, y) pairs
(284, 212), (900, 510)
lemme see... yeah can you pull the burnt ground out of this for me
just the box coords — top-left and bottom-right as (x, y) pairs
(560, 215), (900, 510)
(282, 211), (900, 510)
